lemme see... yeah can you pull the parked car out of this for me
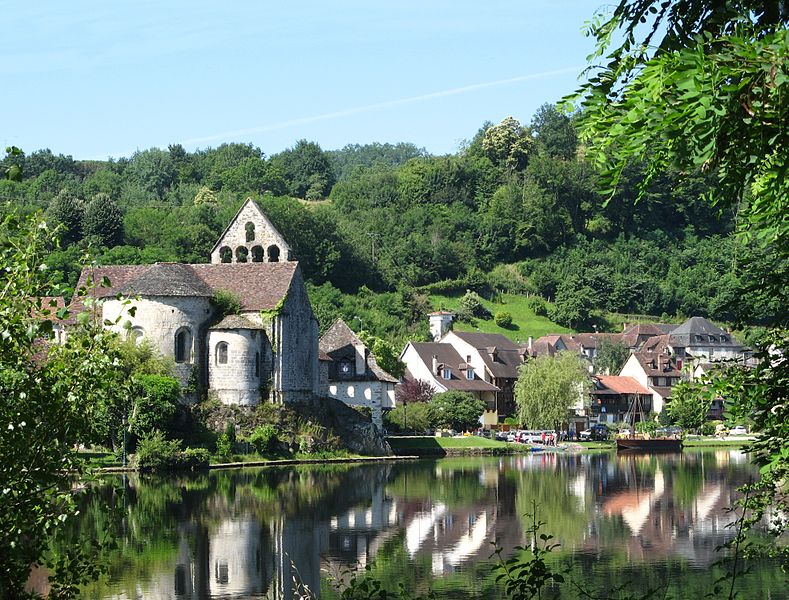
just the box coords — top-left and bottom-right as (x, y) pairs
(730, 425), (748, 435)
(580, 424), (610, 441)
(518, 430), (544, 444)
(506, 432), (517, 443)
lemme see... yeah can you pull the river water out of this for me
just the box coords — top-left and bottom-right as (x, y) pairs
(72, 449), (787, 599)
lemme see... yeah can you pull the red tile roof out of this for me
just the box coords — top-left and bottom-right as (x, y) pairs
(593, 376), (650, 395)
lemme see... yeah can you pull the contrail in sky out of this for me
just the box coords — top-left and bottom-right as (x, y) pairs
(181, 66), (581, 146)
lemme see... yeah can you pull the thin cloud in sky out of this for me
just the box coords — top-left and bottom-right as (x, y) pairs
(181, 66), (582, 146)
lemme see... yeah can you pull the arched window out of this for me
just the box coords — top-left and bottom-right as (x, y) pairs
(267, 245), (280, 262)
(245, 222), (255, 242)
(216, 342), (228, 365)
(236, 246), (248, 263)
(251, 245), (264, 262)
(130, 326), (144, 344)
(219, 246), (232, 263)
(175, 327), (192, 363)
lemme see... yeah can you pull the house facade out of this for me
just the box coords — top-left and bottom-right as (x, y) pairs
(75, 198), (320, 406)
(439, 331), (523, 420)
(319, 319), (398, 428)
(400, 341), (500, 428)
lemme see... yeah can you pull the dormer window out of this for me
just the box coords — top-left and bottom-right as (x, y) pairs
(465, 368), (474, 380)
(442, 367), (451, 380)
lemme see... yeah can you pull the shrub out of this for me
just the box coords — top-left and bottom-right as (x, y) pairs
(494, 311), (513, 328)
(211, 289), (241, 319)
(225, 421), (237, 446)
(429, 391), (487, 432)
(215, 432), (232, 461)
(130, 375), (180, 437)
(525, 296), (548, 317)
(457, 290), (491, 323)
(134, 430), (182, 472)
(635, 420), (658, 436)
(701, 421), (717, 436)
(248, 424), (279, 454)
(181, 447), (210, 470)
(385, 402), (432, 434)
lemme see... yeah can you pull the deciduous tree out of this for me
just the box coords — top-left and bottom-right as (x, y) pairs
(515, 352), (590, 429)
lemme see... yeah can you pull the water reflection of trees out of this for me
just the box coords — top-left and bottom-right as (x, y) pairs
(61, 450), (783, 599)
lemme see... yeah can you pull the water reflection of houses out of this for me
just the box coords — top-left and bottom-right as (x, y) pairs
(321, 459), (524, 580)
(584, 451), (748, 567)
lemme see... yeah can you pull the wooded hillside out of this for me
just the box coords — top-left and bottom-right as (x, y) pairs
(1, 104), (774, 345)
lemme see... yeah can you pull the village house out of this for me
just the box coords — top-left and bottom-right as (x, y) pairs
(319, 319), (398, 428)
(400, 341), (500, 428)
(589, 375), (653, 425)
(438, 330), (523, 419)
(73, 198), (320, 406)
(618, 334), (684, 414)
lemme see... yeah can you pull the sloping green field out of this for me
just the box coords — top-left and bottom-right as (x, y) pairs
(429, 293), (572, 342)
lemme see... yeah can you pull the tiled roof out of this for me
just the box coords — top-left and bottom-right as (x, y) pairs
(210, 315), (267, 330)
(189, 263), (297, 311)
(669, 316), (741, 347)
(632, 351), (683, 377)
(620, 324), (667, 348)
(319, 319), (398, 383)
(74, 262), (299, 313)
(120, 263), (214, 297)
(592, 375), (650, 395)
(408, 342), (499, 392)
(449, 332), (522, 379)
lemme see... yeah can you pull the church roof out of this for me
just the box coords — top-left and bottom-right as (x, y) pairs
(75, 261), (298, 311)
(120, 263), (214, 297)
(210, 315), (267, 330)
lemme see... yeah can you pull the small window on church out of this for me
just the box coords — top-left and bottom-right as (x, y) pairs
(219, 246), (232, 263)
(245, 222), (255, 242)
(175, 328), (192, 363)
(236, 246), (248, 263)
(216, 342), (228, 365)
(251, 245), (264, 262)
(267, 245), (280, 262)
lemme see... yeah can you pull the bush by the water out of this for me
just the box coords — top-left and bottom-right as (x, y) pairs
(248, 424), (279, 454)
(134, 430), (209, 471)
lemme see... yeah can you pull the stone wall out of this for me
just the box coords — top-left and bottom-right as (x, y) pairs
(207, 328), (270, 406)
(326, 381), (395, 428)
(271, 272), (320, 402)
(102, 295), (213, 387)
(210, 200), (291, 264)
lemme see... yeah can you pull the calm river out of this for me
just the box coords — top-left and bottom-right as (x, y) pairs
(71, 449), (787, 599)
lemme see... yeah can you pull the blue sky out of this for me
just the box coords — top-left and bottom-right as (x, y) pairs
(3, 1), (601, 160)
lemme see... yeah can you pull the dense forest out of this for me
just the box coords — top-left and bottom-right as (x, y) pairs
(0, 104), (774, 344)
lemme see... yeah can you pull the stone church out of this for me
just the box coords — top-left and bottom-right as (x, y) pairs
(74, 199), (320, 405)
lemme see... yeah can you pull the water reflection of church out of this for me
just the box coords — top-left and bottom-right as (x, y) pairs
(104, 450), (754, 599)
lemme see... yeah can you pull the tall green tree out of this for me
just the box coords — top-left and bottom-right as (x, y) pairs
(0, 211), (132, 597)
(595, 338), (630, 375)
(270, 139), (335, 199)
(515, 352), (591, 428)
(665, 381), (712, 432)
(83, 192), (124, 247)
(47, 188), (84, 245)
(572, 0), (788, 552)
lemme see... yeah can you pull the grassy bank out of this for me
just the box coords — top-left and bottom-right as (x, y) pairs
(429, 292), (571, 341)
(388, 436), (525, 456)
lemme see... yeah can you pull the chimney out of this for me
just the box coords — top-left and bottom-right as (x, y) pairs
(623, 322), (629, 332)
(354, 343), (366, 376)
(432, 354), (438, 375)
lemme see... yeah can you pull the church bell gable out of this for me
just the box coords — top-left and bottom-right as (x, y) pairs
(210, 198), (293, 264)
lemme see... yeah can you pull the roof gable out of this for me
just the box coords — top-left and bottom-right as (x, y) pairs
(210, 198), (291, 258)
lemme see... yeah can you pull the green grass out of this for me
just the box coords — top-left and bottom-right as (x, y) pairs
(429, 292), (571, 342)
(388, 436), (513, 451)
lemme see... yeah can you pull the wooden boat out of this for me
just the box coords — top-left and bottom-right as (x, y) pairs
(616, 437), (682, 452)
(615, 392), (683, 453)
